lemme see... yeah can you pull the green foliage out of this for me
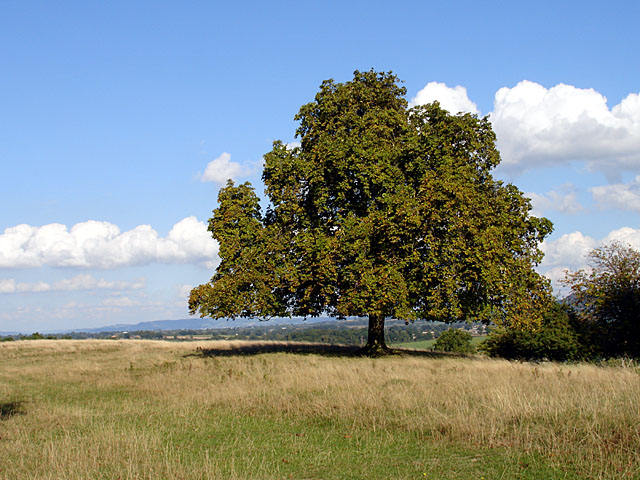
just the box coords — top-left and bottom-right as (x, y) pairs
(480, 302), (585, 361)
(434, 329), (475, 353)
(190, 70), (553, 347)
(19, 332), (56, 340)
(564, 241), (640, 358)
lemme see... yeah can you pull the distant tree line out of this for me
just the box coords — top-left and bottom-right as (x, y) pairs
(1, 320), (484, 345)
(0, 332), (69, 341)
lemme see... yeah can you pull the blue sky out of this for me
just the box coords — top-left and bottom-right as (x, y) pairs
(2, 1), (639, 333)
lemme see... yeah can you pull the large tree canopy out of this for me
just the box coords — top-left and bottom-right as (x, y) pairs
(189, 70), (553, 352)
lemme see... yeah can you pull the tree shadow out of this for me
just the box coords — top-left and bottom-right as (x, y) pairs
(188, 341), (459, 359)
(0, 401), (24, 420)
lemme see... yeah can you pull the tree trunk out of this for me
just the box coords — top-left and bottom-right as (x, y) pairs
(363, 313), (389, 355)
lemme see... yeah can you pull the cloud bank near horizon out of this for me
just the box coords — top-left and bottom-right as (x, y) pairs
(0, 274), (145, 294)
(0, 217), (218, 269)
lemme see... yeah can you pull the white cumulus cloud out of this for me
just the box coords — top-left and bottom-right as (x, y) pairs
(201, 152), (243, 184)
(177, 284), (193, 301)
(0, 279), (50, 294)
(490, 81), (640, 174)
(0, 274), (146, 294)
(591, 176), (640, 212)
(539, 227), (640, 290)
(101, 296), (137, 307)
(54, 274), (146, 292)
(410, 81), (480, 115)
(0, 217), (218, 269)
(604, 226), (640, 247)
(0, 279), (16, 293)
(526, 184), (583, 216)
(540, 231), (597, 271)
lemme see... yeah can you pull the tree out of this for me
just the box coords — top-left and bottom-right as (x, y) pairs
(564, 242), (640, 357)
(479, 301), (586, 361)
(434, 329), (474, 354)
(189, 70), (553, 354)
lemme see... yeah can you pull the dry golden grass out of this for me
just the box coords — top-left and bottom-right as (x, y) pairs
(1, 339), (639, 479)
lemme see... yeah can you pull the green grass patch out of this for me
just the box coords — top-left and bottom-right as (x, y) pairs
(0, 339), (637, 479)
(393, 335), (487, 350)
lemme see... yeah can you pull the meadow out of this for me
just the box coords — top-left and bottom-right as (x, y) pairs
(391, 336), (487, 351)
(1, 340), (639, 479)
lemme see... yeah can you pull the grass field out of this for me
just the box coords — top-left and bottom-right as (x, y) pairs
(392, 336), (488, 350)
(1, 340), (639, 479)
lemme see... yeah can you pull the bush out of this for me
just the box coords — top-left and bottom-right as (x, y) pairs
(21, 332), (45, 340)
(434, 329), (474, 353)
(480, 302), (585, 361)
(564, 242), (640, 358)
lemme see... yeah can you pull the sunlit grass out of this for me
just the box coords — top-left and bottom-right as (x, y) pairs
(1, 339), (638, 479)
(392, 335), (487, 350)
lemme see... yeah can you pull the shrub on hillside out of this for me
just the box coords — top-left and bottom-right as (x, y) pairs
(480, 302), (586, 361)
(434, 328), (474, 353)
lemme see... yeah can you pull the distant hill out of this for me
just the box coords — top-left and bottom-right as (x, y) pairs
(60, 316), (333, 334)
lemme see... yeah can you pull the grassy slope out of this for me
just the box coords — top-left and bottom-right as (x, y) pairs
(392, 336), (488, 350)
(1, 340), (638, 479)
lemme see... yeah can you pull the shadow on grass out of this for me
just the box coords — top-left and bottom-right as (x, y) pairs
(189, 342), (459, 359)
(0, 401), (24, 420)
